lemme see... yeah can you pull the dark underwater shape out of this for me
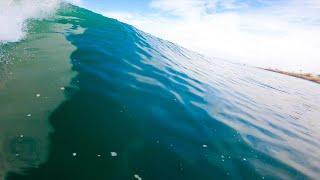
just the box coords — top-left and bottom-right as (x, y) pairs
(1, 4), (320, 180)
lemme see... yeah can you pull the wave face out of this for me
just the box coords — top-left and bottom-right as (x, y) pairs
(1, 4), (320, 180)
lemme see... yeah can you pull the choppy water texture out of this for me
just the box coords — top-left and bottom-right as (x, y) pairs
(0, 4), (320, 180)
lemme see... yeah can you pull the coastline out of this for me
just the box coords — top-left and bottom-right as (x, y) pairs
(263, 68), (320, 84)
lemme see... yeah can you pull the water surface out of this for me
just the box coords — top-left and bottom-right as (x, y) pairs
(0, 4), (320, 180)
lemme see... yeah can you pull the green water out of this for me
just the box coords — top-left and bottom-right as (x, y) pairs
(1, 4), (320, 180)
(0, 15), (77, 179)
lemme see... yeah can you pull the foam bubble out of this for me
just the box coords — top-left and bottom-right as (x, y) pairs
(0, 0), (61, 43)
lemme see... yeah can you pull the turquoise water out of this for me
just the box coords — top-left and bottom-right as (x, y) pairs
(1, 4), (320, 180)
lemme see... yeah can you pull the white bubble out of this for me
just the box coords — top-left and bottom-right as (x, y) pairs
(202, 144), (208, 148)
(134, 174), (142, 180)
(110, 152), (118, 157)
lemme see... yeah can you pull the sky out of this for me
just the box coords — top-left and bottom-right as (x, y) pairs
(71, 0), (320, 74)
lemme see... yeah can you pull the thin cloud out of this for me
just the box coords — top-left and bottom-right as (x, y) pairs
(104, 0), (320, 73)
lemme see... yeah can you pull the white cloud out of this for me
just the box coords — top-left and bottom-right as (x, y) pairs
(104, 0), (320, 73)
(150, 0), (206, 18)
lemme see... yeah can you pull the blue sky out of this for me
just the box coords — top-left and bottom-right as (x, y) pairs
(72, 0), (320, 73)
(80, 0), (284, 13)
(79, 0), (150, 13)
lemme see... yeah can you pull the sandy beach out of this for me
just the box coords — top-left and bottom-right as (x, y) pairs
(264, 68), (320, 84)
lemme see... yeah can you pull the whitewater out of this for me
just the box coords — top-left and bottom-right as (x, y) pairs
(0, 1), (320, 180)
(0, 0), (67, 42)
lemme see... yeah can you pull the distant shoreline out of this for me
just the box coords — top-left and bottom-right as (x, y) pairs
(263, 68), (320, 84)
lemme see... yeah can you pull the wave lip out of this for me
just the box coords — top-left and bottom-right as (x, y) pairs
(0, 0), (60, 43)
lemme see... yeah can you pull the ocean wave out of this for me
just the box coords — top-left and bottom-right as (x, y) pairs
(0, 0), (60, 43)
(1, 3), (320, 180)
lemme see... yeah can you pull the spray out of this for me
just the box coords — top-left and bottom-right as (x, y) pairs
(0, 0), (61, 43)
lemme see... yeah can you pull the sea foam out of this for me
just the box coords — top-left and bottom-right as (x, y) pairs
(0, 0), (60, 43)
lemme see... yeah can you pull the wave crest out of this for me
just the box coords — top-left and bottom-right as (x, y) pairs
(0, 0), (60, 43)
